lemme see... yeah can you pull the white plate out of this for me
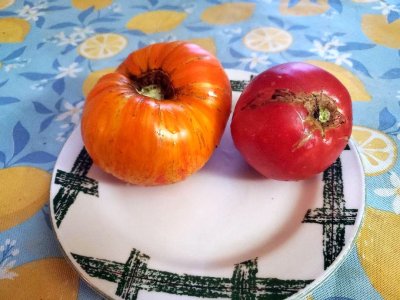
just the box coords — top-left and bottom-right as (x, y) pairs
(50, 69), (365, 300)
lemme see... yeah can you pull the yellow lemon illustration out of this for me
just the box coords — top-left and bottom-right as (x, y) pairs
(83, 67), (116, 97)
(187, 37), (217, 56)
(71, 0), (112, 10)
(201, 2), (255, 25)
(126, 10), (187, 34)
(362, 14), (400, 49)
(351, 126), (397, 176)
(0, 0), (14, 10)
(0, 17), (30, 43)
(78, 33), (127, 60)
(243, 27), (293, 53)
(279, 0), (329, 16)
(0, 167), (50, 232)
(0, 258), (79, 299)
(306, 60), (371, 101)
(357, 207), (400, 299)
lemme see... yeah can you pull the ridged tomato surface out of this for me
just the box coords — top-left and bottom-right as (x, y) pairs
(81, 42), (232, 185)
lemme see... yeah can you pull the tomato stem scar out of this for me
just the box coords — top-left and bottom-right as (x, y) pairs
(270, 89), (345, 131)
(130, 69), (175, 100)
(139, 84), (163, 100)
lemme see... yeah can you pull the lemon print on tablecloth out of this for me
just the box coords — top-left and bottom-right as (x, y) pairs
(71, 0), (112, 10)
(362, 14), (400, 49)
(351, 126), (397, 176)
(0, 0), (14, 10)
(78, 33), (127, 60)
(0, 258), (79, 299)
(0, 167), (50, 232)
(201, 2), (255, 25)
(0, 17), (30, 43)
(243, 27), (293, 53)
(83, 67), (116, 97)
(279, 0), (329, 16)
(305, 60), (371, 101)
(126, 10), (187, 34)
(357, 207), (400, 299)
(187, 37), (217, 56)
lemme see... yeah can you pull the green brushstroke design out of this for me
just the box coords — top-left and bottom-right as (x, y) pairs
(303, 158), (358, 269)
(72, 248), (313, 299)
(53, 147), (98, 227)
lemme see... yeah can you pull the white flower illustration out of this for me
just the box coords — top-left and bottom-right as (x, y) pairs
(56, 101), (84, 125)
(0, 239), (19, 280)
(372, 1), (400, 16)
(327, 50), (353, 67)
(182, 2), (196, 13)
(55, 62), (83, 79)
(310, 40), (331, 57)
(4, 64), (18, 72)
(56, 133), (66, 142)
(17, 5), (44, 21)
(3, 58), (31, 73)
(34, 0), (48, 10)
(54, 32), (80, 47)
(30, 79), (48, 91)
(54, 27), (94, 47)
(240, 53), (271, 70)
(310, 36), (352, 66)
(148, 34), (177, 45)
(109, 3), (122, 13)
(70, 27), (95, 42)
(374, 172), (400, 214)
(222, 27), (242, 36)
(310, 37), (345, 58)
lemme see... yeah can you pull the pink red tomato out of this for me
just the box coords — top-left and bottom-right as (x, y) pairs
(231, 62), (352, 181)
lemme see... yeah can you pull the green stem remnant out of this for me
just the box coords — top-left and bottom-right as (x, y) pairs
(139, 84), (163, 100)
(319, 107), (331, 123)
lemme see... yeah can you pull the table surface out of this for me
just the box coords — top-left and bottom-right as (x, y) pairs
(0, 0), (399, 299)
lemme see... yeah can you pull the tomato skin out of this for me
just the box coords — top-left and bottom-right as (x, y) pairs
(231, 62), (352, 181)
(81, 42), (232, 185)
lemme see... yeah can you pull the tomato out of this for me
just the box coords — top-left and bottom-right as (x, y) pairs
(81, 41), (232, 185)
(230, 62), (352, 181)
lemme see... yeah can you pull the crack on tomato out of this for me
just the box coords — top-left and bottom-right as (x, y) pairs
(129, 69), (175, 100)
(240, 91), (269, 110)
(292, 131), (313, 152)
(271, 89), (345, 137)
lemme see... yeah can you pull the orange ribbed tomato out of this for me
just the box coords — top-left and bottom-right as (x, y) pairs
(81, 41), (232, 185)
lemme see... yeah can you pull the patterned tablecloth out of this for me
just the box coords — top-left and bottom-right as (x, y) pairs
(0, 0), (399, 299)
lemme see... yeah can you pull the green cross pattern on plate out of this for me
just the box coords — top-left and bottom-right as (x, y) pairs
(72, 248), (313, 299)
(302, 157), (358, 270)
(53, 148), (98, 227)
